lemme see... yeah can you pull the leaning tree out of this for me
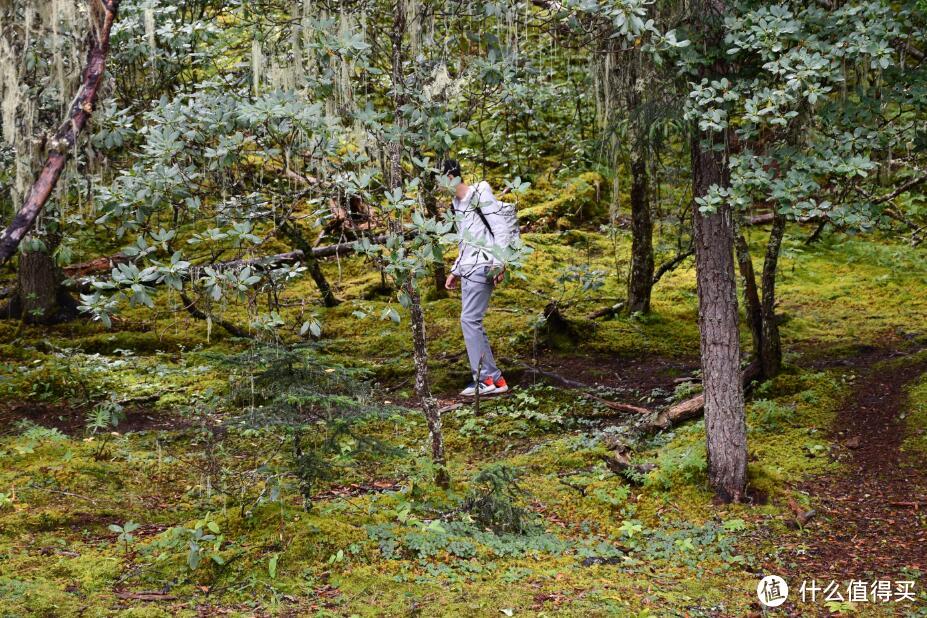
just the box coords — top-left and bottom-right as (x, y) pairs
(0, 0), (119, 323)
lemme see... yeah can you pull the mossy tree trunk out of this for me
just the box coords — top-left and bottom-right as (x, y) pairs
(0, 0), (120, 265)
(2, 235), (78, 324)
(625, 59), (654, 315)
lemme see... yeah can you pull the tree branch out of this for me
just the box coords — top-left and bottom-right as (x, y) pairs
(0, 0), (121, 265)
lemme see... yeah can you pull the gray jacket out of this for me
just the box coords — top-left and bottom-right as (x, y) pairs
(450, 181), (511, 277)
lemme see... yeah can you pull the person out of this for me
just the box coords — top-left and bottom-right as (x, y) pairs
(441, 159), (510, 397)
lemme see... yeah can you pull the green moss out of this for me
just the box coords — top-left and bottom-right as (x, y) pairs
(518, 172), (609, 230)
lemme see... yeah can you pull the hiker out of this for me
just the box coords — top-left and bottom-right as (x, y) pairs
(442, 159), (512, 397)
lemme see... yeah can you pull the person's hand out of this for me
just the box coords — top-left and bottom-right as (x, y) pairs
(445, 273), (458, 290)
(493, 267), (505, 285)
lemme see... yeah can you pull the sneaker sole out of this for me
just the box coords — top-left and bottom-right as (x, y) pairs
(460, 387), (497, 397)
(492, 385), (509, 394)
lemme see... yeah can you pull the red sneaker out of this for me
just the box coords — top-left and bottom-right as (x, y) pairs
(493, 377), (509, 394)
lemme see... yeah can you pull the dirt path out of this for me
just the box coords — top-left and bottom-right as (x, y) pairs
(789, 351), (927, 581)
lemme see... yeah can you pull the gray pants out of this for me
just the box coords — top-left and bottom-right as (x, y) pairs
(460, 267), (501, 381)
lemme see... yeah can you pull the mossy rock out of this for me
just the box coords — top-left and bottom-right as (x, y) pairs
(518, 172), (608, 231)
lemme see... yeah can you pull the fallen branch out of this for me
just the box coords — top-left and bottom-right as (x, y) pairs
(179, 291), (250, 338)
(512, 360), (652, 415)
(0, 0), (121, 265)
(115, 591), (177, 602)
(587, 302), (624, 321)
(888, 501), (927, 509)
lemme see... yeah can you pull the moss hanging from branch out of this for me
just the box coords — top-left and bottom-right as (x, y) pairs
(0, 0), (121, 265)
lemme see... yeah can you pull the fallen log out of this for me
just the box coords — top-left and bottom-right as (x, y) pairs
(647, 394), (705, 430)
(62, 252), (129, 277)
(87, 233), (397, 277)
(587, 302), (625, 321)
(643, 361), (761, 431)
(746, 212), (775, 226)
(63, 233), (401, 295)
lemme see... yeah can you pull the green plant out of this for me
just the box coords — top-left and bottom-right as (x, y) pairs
(463, 464), (535, 535)
(86, 398), (125, 434)
(85, 398), (126, 459)
(750, 399), (795, 430)
(108, 521), (140, 554)
(145, 517), (228, 571)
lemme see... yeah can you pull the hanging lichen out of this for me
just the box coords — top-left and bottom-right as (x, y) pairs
(269, 59), (298, 92)
(251, 36), (264, 95)
(405, 0), (421, 58)
(337, 12), (354, 110)
(144, 3), (157, 51)
(0, 36), (20, 146)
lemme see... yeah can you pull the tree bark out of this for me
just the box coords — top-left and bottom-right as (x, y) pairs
(0, 0), (121, 265)
(421, 171), (448, 299)
(734, 230), (763, 363)
(406, 281), (449, 487)
(2, 238), (79, 324)
(691, 132), (747, 503)
(759, 213), (786, 378)
(734, 213), (786, 380)
(627, 148), (654, 313)
(625, 59), (655, 315)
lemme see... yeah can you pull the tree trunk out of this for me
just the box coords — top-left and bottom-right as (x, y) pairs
(691, 132), (747, 503)
(734, 214), (785, 381)
(422, 170), (448, 299)
(734, 229), (763, 363)
(406, 281), (449, 487)
(389, 7), (447, 486)
(759, 213), (786, 378)
(624, 58), (654, 314)
(2, 237), (79, 324)
(278, 221), (339, 307)
(627, 148), (654, 313)
(0, 0), (121, 264)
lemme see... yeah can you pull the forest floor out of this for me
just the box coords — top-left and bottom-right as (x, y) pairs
(2, 228), (927, 616)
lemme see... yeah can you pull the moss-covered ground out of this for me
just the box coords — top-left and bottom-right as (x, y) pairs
(2, 224), (927, 616)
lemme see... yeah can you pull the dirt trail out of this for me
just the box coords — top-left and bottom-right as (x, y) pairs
(791, 351), (927, 580)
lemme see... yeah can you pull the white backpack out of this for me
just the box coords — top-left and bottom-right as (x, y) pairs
(470, 187), (521, 245)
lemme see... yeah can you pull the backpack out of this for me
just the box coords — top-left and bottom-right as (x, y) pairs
(469, 187), (521, 245)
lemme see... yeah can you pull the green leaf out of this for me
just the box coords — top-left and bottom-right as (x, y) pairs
(722, 518), (747, 532)
(268, 553), (279, 579)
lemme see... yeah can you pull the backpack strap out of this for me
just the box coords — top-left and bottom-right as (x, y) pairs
(467, 189), (495, 238)
(474, 207), (494, 238)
